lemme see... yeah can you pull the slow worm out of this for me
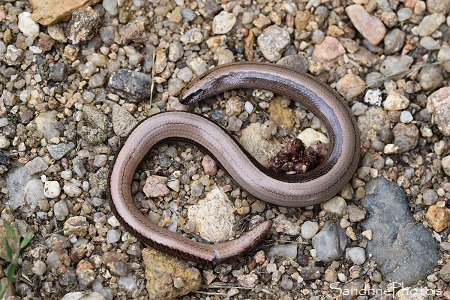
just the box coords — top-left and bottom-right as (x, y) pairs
(107, 62), (360, 264)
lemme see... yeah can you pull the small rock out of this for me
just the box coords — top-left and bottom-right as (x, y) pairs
(212, 11), (236, 34)
(380, 55), (413, 80)
(384, 28), (406, 54)
(64, 216), (89, 236)
(358, 107), (390, 143)
(439, 262), (450, 282)
(345, 247), (366, 265)
(54, 201), (69, 220)
(237, 273), (259, 288)
(63, 182), (82, 197)
(60, 291), (106, 300)
(437, 43), (450, 72)
(267, 244), (298, 260)
(30, 0), (101, 26)
(167, 78), (185, 96)
(112, 105), (138, 137)
(257, 25), (291, 62)
(103, 0), (118, 16)
(180, 28), (204, 45)
(417, 13), (446, 36)
(167, 179), (180, 192)
(202, 155), (217, 175)
(345, 4), (386, 45)
(106, 229), (121, 244)
(47, 142), (75, 160)
(35, 111), (60, 140)
(336, 74), (365, 99)
(44, 181), (61, 198)
(418, 65), (444, 90)
(427, 0), (450, 13)
(67, 6), (100, 44)
(187, 189), (235, 242)
(18, 12), (40, 42)
(168, 42), (184, 62)
(142, 248), (201, 299)
(25, 157), (48, 175)
(187, 57), (208, 76)
(383, 91), (410, 110)
(240, 123), (282, 167)
(442, 156), (450, 176)
(426, 87), (450, 136)
(392, 123), (419, 153)
(301, 221), (319, 239)
(312, 221), (347, 262)
(321, 196), (347, 216)
(312, 36), (345, 66)
(397, 7), (413, 22)
(108, 69), (152, 102)
(143, 175), (170, 198)
(273, 214), (300, 236)
(425, 204), (450, 232)
(420, 36), (441, 50)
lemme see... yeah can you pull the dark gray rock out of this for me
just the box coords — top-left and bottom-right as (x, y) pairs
(360, 178), (440, 285)
(108, 69), (152, 102)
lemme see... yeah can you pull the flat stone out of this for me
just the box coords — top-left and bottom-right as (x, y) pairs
(312, 36), (345, 66)
(25, 157), (48, 175)
(108, 69), (152, 102)
(112, 105), (138, 137)
(47, 142), (75, 160)
(360, 178), (440, 285)
(312, 221), (347, 262)
(30, 0), (101, 26)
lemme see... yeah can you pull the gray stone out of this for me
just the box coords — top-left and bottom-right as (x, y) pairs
(47, 142), (75, 160)
(418, 65), (444, 90)
(25, 157), (48, 175)
(112, 105), (137, 137)
(61, 291), (106, 300)
(384, 29), (405, 55)
(267, 244), (298, 260)
(257, 25), (291, 62)
(312, 221), (347, 262)
(360, 178), (440, 285)
(108, 69), (152, 102)
(380, 55), (413, 80)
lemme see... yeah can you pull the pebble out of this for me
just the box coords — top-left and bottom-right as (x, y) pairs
(392, 123), (419, 153)
(417, 13), (446, 36)
(321, 196), (347, 216)
(67, 6), (100, 44)
(54, 201), (69, 221)
(267, 244), (298, 260)
(345, 247), (366, 265)
(240, 123), (282, 167)
(142, 248), (201, 299)
(440, 262), (450, 282)
(18, 12), (40, 42)
(118, 275), (137, 291)
(61, 292), (106, 300)
(202, 155), (217, 175)
(442, 156), (450, 176)
(64, 216), (89, 236)
(418, 65), (444, 90)
(47, 142), (75, 160)
(187, 189), (235, 242)
(312, 221), (347, 262)
(397, 7), (413, 21)
(180, 28), (204, 45)
(347, 205), (366, 222)
(301, 221), (319, 239)
(106, 229), (121, 244)
(63, 182), (82, 197)
(180, 8), (196, 21)
(44, 181), (61, 198)
(383, 91), (410, 110)
(423, 189), (439, 205)
(425, 203), (450, 232)
(312, 36), (345, 66)
(336, 74), (365, 99)
(420, 36), (441, 50)
(380, 55), (413, 79)
(437, 42), (450, 72)
(427, 0), (450, 13)
(143, 175), (170, 198)
(399, 111), (413, 123)
(0, 135), (10, 149)
(345, 4), (386, 45)
(112, 105), (138, 137)
(25, 157), (48, 175)
(108, 69), (152, 102)
(384, 28), (406, 54)
(426, 87), (450, 136)
(297, 128), (329, 147)
(187, 57), (208, 75)
(168, 42), (184, 62)
(273, 214), (300, 236)
(358, 107), (390, 143)
(257, 25), (291, 62)
(212, 11), (236, 34)
(103, 0), (118, 16)
(176, 67), (193, 83)
(361, 178), (440, 285)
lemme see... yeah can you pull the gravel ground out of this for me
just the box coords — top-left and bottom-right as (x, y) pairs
(1, 0), (450, 299)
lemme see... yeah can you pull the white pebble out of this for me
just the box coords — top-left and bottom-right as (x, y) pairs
(244, 101), (254, 114)
(212, 11), (236, 34)
(345, 247), (366, 265)
(301, 221), (319, 239)
(18, 12), (40, 41)
(44, 181), (61, 198)
(61, 170), (73, 180)
(63, 182), (82, 197)
(297, 128), (329, 147)
(107, 216), (121, 227)
(321, 196), (347, 216)
(399, 111), (413, 123)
